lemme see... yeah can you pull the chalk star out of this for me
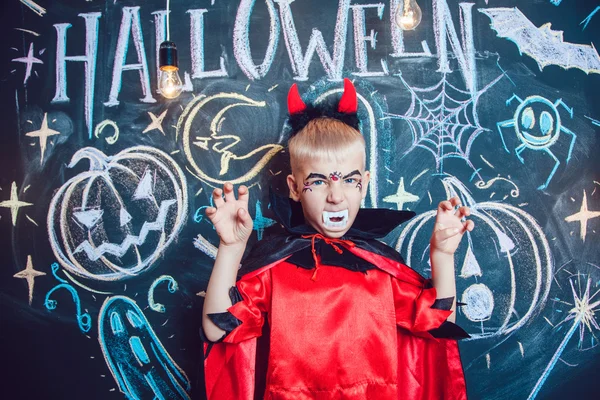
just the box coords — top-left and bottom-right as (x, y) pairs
(12, 42), (43, 85)
(0, 182), (33, 226)
(13, 255), (46, 305)
(253, 200), (276, 240)
(383, 177), (419, 210)
(26, 113), (60, 164)
(143, 110), (168, 135)
(565, 190), (600, 242)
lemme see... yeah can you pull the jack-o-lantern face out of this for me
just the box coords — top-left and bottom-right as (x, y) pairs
(48, 146), (188, 281)
(396, 176), (553, 340)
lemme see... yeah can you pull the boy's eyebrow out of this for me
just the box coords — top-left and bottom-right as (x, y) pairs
(305, 173), (328, 180)
(342, 170), (362, 179)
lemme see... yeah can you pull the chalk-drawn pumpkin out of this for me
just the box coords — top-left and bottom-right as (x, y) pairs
(395, 176), (552, 340)
(48, 146), (188, 281)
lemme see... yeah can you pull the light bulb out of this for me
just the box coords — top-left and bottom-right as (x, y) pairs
(395, 0), (422, 31)
(158, 67), (183, 99)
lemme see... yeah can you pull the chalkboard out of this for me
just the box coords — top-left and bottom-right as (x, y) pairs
(1, 0), (599, 399)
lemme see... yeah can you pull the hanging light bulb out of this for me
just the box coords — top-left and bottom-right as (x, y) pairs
(395, 0), (422, 31)
(158, 41), (183, 99)
(157, 0), (182, 99)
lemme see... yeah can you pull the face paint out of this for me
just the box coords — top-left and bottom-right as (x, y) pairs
(288, 145), (369, 238)
(329, 171), (342, 181)
(356, 179), (363, 192)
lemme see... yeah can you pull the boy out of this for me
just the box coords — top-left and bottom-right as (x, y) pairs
(202, 79), (474, 399)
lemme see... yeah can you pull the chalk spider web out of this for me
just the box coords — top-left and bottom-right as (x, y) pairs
(387, 73), (501, 176)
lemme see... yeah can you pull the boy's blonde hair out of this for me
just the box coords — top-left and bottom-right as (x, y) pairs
(288, 117), (366, 172)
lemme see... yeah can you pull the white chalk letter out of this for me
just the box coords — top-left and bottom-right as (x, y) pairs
(188, 9), (229, 79)
(275, 0), (351, 81)
(389, 0), (432, 57)
(233, 0), (280, 80)
(52, 13), (101, 139)
(350, 3), (387, 77)
(433, 0), (476, 93)
(105, 7), (156, 107)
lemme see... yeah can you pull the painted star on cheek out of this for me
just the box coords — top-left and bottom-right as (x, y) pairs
(329, 172), (342, 181)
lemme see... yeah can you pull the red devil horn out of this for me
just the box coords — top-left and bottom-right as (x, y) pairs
(338, 78), (358, 114)
(287, 83), (307, 115)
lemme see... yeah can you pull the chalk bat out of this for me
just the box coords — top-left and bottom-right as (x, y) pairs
(480, 7), (600, 74)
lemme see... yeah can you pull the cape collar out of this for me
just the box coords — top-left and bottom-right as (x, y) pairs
(236, 192), (416, 276)
(269, 191), (415, 240)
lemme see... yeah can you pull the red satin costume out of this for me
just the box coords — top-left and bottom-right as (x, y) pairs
(204, 79), (467, 399)
(204, 242), (468, 400)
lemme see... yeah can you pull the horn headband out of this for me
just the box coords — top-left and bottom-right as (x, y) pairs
(287, 78), (360, 136)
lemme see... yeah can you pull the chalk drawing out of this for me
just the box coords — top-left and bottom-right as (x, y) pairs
(0, 181), (33, 226)
(565, 190), (600, 242)
(178, 92), (283, 185)
(73, 209), (104, 229)
(193, 234), (218, 259)
(385, 73), (503, 177)
(48, 146), (188, 281)
(94, 120), (119, 145)
(275, 0), (351, 81)
(461, 283), (494, 322)
(581, 6), (600, 31)
(148, 275), (178, 313)
(73, 200), (177, 261)
(233, 0), (280, 80)
(11, 42), (43, 85)
(13, 255), (46, 306)
(480, 8), (600, 74)
(585, 115), (600, 127)
(496, 95), (576, 190)
(433, 0), (477, 93)
(383, 177), (419, 210)
(253, 200), (276, 240)
(142, 111), (168, 136)
(475, 176), (520, 198)
(20, 0), (46, 17)
(98, 296), (191, 399)
(25, 113), (61, 164)
(45, 264), (91, 332)
(410, 169), (429, 186)
(350, 3), (386, 77)
(132, 169), (155, 201)
(52, 13), (101, 140)
(390, 0), (433, 58)
(104, 7), (156, 107)
(528, 270), (600, 399)
(187, 9), (228, 79)
(396, 176), (552, 340)
(14, 28), (40, 36)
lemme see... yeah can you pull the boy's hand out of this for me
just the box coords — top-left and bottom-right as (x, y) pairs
(430, 197), (474, 255)
(205, 183), (254, 247)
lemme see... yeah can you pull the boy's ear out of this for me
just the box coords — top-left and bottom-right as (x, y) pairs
(287, 174), (301, 201)
(361, 171), (371, 200)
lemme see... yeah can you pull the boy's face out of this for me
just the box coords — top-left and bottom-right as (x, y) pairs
(287, 146), (370, 238)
